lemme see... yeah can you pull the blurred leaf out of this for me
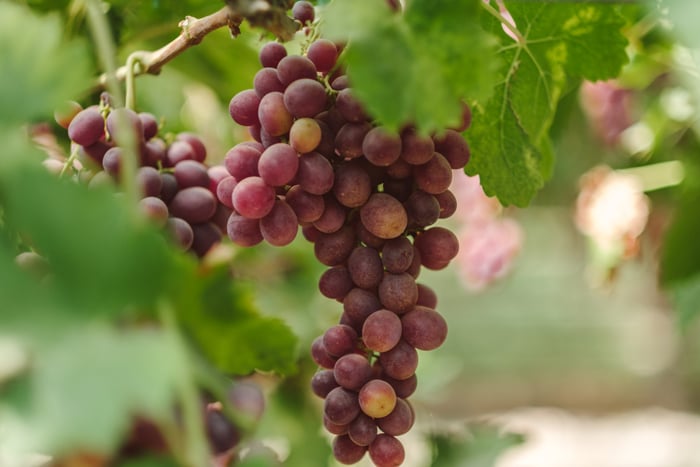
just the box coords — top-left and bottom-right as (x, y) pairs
(0, 3), (92, 124)
(175, 266), (299, 376)
(30, 326), (187, 454)
(116, 457), (180, 467)
(431, 424), (524, 467)
(322, 0), (498, 133)
(467, 1), (629, 206)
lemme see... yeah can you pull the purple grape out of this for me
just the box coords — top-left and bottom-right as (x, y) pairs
(216, 176), (237, 209)
(292, 1), (315, 25)
(224, 143), (261, 181)
(258, 91), (293, 137)
(168, 186), (217, 224)
(283, 78), (327, 118)
(174, 160), (210, 188)
(226, 213), (263, 247)
(190, 222), (222, 257)
(254, 68), (285, 97)
(259, 200), (298, 246)
(307, 39), (338, 74)
(165, 140), (196, 167)
(106, 107), (144, 145)
(259, 42), (287, 68)
(276, 55), (317, 86)
(296, 151), (334, 195)
(176, 133), (207, 162)
(229, 89), (261, 126)
(136, 166), (162, 197)
(232, 176), (276, 219)
(139, 112), (159, 140)
(68, 106), (105, 146)
(258, 143), (299, 187)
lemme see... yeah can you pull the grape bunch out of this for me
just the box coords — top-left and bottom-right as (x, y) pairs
(55, 94), (231, 257)
(224, 11), (471, 464)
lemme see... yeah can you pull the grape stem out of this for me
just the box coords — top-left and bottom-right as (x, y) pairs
(95, 2), (299, 90)
(480, 0), (525, 44)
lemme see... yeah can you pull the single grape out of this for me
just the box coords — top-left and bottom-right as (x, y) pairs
(208, 165), (231, 193)
(229, 89), (261, 126)
(106, 107), (144, 146)
(318, 265), (354, 301)
(292, 1), (315, 25)
(413, 152), (452, 194)
(289, 117), (322, 154)
(190, 222), (222, 257)
(362, 309), (402, 353)
(360, 193), (408, 240)
(285, 184), (324, 223)
(224, 143), (261, 181)
(159, 172), (178, 204)
(167, 217), (194, 250)
(416, 283), (438, 308)
(139, 196), (169, 227)
(259, 42), (287, 68)
(102, 146), (122, 177)
(378, 272), (418, 314)
(381, 237), (414, 274)
(68, 106), (105, 146)
(335, 122), (372, 159)
(386, 158), (412, 179)
(404, 190), (440, 228)
(143, 138), (166, 167)
(378, 340), (418, 381)
(347, 246), (383, 290)
(363, 126), (401, 167)
(283, 78), (327, 118)
(232, 176), (276, 219)
(311, 335), (338, 369)
(377, 398), (414, 436)
(358, 379), (396, 419)
(311, 369), (339, 398)
(324, 387), (361, 425)
(313, 196), (347, 233)
(401, 305), (447, 351)
(335, 88), (368, 123)
(433, 129), (471, 169)
(414, 226), (459, 270)
(165, 140), (196, 167)
(348, 413), (377, 447)
(205, 408), (240, 455)
(254, 67), (285, 97)
(136, 166), (162, 197)
(435, 189), (458, 218)
(307, 39), (338, 73)
(333, 353), (372, 391)
(369, 434), (405, 467)
(174, 160), (210, 188)
(258, 143), (299, 187)
(295, 151), (334, 195)
(400, 128), (435, 165)
(169, 186), (217, 224)
(332, 434), (367, 464)
(258, 91), (293, 137)
(323, 324), (358, 357)
(314, 226), (356, 266)
(382, 373), (417, 399)
(260, 200), (298, 246)
(226, 213), (263, 247)
(333, 161), (372, 208)
(325, 417), (350, 436)
(342, 288), (382, 330)
(139, 112), (159, 140)
(276, 55), (317, 86)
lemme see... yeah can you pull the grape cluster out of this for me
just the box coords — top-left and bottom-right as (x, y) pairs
(56, 95), (231, 257)
(225, 24), (471, 465)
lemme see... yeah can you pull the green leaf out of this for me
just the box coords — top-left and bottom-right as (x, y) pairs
(322, 0), (498, 133)
(0, 3), (92, 124)
(29, 326), (188, 454)
(430, 424), (524, 467)
(175, 266), (299, 376)
(466, 1), (629, 206)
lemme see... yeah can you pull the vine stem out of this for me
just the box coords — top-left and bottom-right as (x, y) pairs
(480, 0), (525, 44)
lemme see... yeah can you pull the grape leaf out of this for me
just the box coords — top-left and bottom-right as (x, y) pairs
(466, 1), (629, 206)
(175, 266), (299, 376)
(0, 3), (91, 124)
(322, 0), (498, 133)
(430, 424), (524, 467)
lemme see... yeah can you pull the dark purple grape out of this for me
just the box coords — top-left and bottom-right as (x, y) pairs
(348, 414), (377, 447)
(190, 222), (222, 257)
(138, 112), (159, 140)
(276, 55), (316, 86)
(319, 265), (353, 301)
(212, 204), (233, 234)
(400, 128), (435, 165)
(165, 140), (196, 167)
(323, 324), (358, 357)
(362, 126), (401, 167)
(404, 190), (440, 228)
(283, 78), (327, 118)
(229, 89), (261, 126)
(433, 129), (471, 169)
(314, 226), (356, 266)
(167, 217), (194, 250)
(292, 1), (315, 25)
(416, 283), (438, 308)
(68, 106), (105, 146)
(313, 196), (347, 233)
(369, 434), (405, 467)
(143, 138), (166, 167)
(102, 146), (122, 177)
(335, 88), (368, 123)
(205, 409), (240, 455)
(414, 226), (459, 270)
(136, 166), (162, 197)
(386, 158), (412, 179)
(259, 42), (287, 68)
(296, 151), (334, 195)
(311, 369), (338, 398)
(378, 340), (418, 381)
(324, 387), (360, 426)
(169, 186), (217, 224)
(285, 185), (324, 223)
(382, 373), (417, 399)
(381, 237), (414, 274)
(254, 67), (285, 97)
(401, 305), (447, 351)
(342, 288), (382, 330)
(260, 200), (298, 246)
(378, 273), (418, 314)
(413, 152), (452, 194)
(362, 309), (402, 353)
(174, 160), (210, 188)
(232, 176), (276, 219)
(332, 434), (366, 464)
(335, 122), (372, 159)
(333, 354), (372, 391)
(258, 143), (299, 187)
(347, 246), (383, 290)
(435, 189), (457, 219)
(311, 335), (338, 369)
(160, 172), (178, 204)
(307, 39), (338, 74)
(226, 213), (263, 247)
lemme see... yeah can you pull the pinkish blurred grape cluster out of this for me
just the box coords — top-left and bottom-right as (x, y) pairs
(579, 80), (634, 147)
(451, 172), (523, 291)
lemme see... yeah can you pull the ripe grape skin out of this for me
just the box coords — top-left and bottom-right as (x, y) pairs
(159, 173), (178, 204)
(381, 237), (414, 274)
(325, 416), (349, 436)
(138, 112), (159, 140)
(348, 413), (378, 447)
(190, 222), (222, 257)
(378, 340), (418, 381)
(378, 273), (418, 314)
(207, 165), (230, 194)
(335, 88), (368, 123)
(342, 288), (382, 330)
(313, 196), (347, 234)
(169, 186), (217, 224)
(165, 140), (196, 167)
(258, 91), (293, 137)
(229, 89), (261, 126)
(358, 379), (397, 419)
(176, 133), (207, 162)
(311, 369), (339, 398)
(166, 218), (194, 250)
(231, 176), (276, 220)
(139, 197), (169, 227)
(285, 185), (324, 223)
(324, 387), (361, 425)
(174, 160), (210, 188)
(377, 398), (414, 436)
(296, 151), (334, 195)
(307, 39), (338, 73)
(386, 158), (412, 179)
(382, 373), (417, 399)
(259, 42), (287, 68)
(435, 189), (458, 219)
(404, 190), (440, 228)
(292, 0), (315, 25)
(333, 162), (372, 208)
(226, 213), (263, 247)
(314, 226), (356, 266)
(143, 138), (166, 167)
(333, 353), (372, 391)
(259, 200), (298, 246)
(311, 336), (338, 369)
(216, 176), (237, 209)
(414, 226), (460, 270)
(318, 265), (353, 301)
(362, 309), (402, 353)
(413, 152), (453, 195)
(323, 324), (358, 357)
(400, 128), (435, 165)
(205, 409), (240, 455)
(224, 143), (261, 181)
(335, 122), (372, 159)
(362, 126), (402, 167)
(369, 434), (405, 467)
(347, 246), (383, 290)
(401, 306), (448, 351)
(68, 107), (105, 147)
(283, 78), (327, 118)
(433, 129), (471, 169)
(416, 283), (438, 308)
(258, 143), (299, 187)
(136, 166), (162, 198)
(332, 434), (367, 464)
(253, 67), (285, 97)
(289, 117), (322, 154)
(276, 55), (317, 86)
(360, 193), (408, 240)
